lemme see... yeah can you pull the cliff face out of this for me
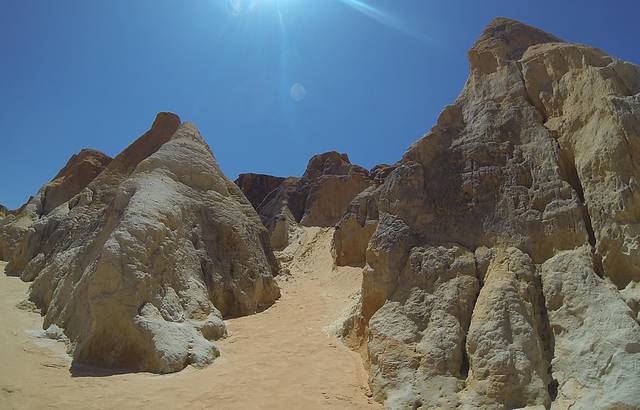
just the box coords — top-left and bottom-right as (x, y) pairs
(6, 113), (280, 373)
(238, 151), (372, 249)
(340, 18), (640, 409)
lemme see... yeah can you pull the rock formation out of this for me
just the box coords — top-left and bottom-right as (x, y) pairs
(0, 204), (8, 219)
(338, 17), (640, 409)
(331, 163), (399, 267)
(237, 151), (372, 249)
(0, 149), (112, 262)
(5, 113), (280, 373)
(1, 14), (638, 408)
(234, 173), (285, 209)
(331, 164), (397, 267)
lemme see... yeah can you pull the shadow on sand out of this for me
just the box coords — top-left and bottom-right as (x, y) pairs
(69, 361), (146, 378)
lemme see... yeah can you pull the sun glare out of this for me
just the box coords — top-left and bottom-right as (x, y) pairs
(223, 0), (297, 16)
(222, 0), (428, 44)
(219, 0), (427, 105)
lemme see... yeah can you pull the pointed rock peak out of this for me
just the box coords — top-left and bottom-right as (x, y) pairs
(104, 112), (182, 177)
(40, 147), (113, 214)
(469, 17), (564, 73)
(52, 149), (112, 181)
(303, 151), (367, 179)
(78, 148), (109, 157)
(151, 112), (181, 132)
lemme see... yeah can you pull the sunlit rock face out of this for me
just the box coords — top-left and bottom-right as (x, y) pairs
(237, 151), (372, 250)
(0, 149), (112, 264)
(331, 163), (397, 267)
(7, 113), (280, 373)
(342, 17), (640, 409)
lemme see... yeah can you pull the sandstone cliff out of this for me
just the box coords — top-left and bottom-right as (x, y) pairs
(339, 18), (640, 409)
(6, 113), (280, 373)
(0, 149), (112, 262)
(237, 151), (372, 249)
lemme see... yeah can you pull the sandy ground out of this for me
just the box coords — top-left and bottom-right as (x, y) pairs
(0, 227), (379, 410)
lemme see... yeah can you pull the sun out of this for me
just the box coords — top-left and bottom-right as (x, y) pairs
(223, 0), (298, 17)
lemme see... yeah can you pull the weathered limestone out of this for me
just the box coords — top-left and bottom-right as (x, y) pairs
(0, 15), (637, 407)
(331, 163), (399, 267)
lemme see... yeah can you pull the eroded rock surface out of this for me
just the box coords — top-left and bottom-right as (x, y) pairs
(6, 113), (280, 373)
(332, 164), (397, 267)
(0, 149), (112, 263)
(238, 151), (372, 249)
(367, 244), (478, 409)
(541, 247), (640, 409)
(332, 185), (381, 266)
(461, 248), (552, 409)
(340, 17), (640, 409)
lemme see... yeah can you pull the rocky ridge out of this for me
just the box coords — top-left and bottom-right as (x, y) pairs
(3, 113), (280, 373)
(0, 149), (112, 262)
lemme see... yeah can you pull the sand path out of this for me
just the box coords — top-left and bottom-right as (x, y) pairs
(0, 227), (378, 409)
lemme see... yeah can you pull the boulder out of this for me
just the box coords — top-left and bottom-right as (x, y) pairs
(8, 113), (280, 373)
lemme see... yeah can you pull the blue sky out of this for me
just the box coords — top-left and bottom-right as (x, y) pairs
(1, 0), (639, 209)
